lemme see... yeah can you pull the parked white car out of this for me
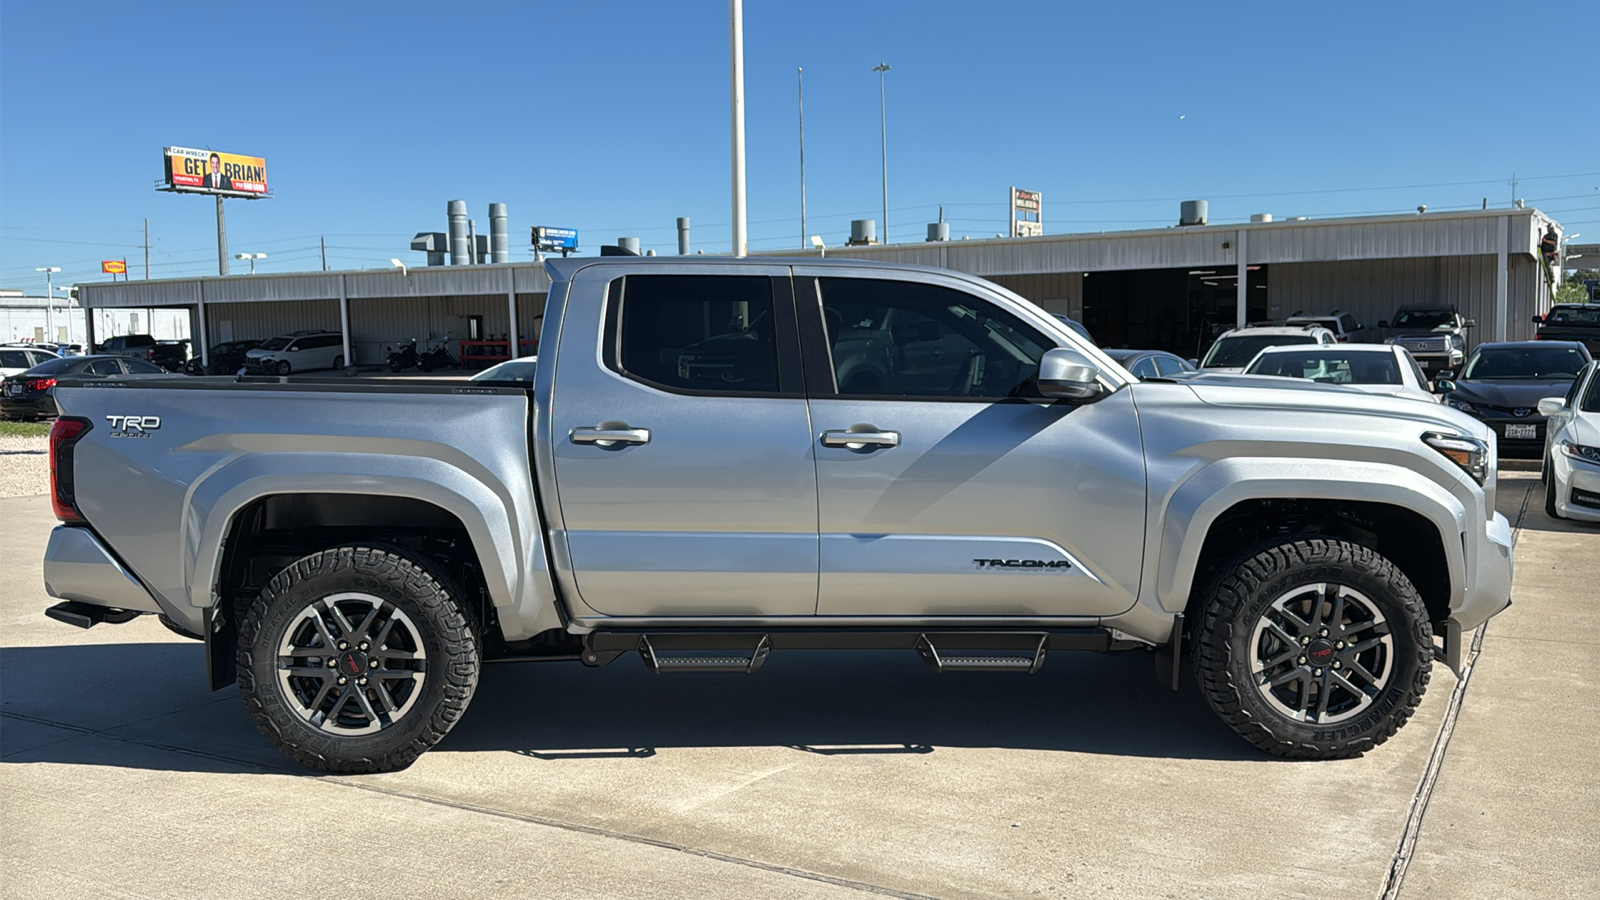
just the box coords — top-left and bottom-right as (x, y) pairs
(243, 331), (345, 375)
(1538, 360), (1600, 522)
(1242, 343), (1438, 403)
(1, 345), (60, 384)
(1198, 324), (1337, 373)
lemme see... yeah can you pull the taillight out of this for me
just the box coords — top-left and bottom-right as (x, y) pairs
(49, 417), (91, 523)
(29, 377), (57, 392)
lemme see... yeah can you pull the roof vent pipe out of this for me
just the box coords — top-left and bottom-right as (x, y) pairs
(927, 222), (950, 241)
(1249, 213), (1272, 223)
(488, 203), (509, 263)
(618, 237), (641, 255)
(1179, 200), (1208, 226)
(849, 219), (877, 245)
(677, 218), (691, 255)
(447, 200), (470, 265)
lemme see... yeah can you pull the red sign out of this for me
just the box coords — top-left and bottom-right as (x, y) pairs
(102, 260), (127, 274)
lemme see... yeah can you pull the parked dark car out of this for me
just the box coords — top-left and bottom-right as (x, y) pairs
(1, 355), (168, 420)
(184, 339), (263, 375)
(1533, 304), (1600, 355)
(1103, 348), (1197, 380)
(99, 334), (190, 371)
(1435, 341), (1594, 457)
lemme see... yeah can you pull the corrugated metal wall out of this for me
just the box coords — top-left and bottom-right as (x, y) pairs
(986, 272), (1085, 319)
(204, 300), (340, 346)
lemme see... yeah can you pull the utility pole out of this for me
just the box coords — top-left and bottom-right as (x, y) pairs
(321, 235), (327, 271)
(873, 62), (891, 244)
(143, 218), (150, 280)
(215, 195), (229, 275)
(730, 0), (747, 257)
(798, 66), (808, 249)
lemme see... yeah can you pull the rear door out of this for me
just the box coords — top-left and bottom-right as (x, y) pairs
(795, 268), (1147, 618)
(548, 265), (820, 617)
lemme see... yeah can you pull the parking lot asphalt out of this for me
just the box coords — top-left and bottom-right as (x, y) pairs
(2, 475), (1596, 899)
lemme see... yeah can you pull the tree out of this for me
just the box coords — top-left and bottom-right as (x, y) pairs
(1557, 269), (1600, 305)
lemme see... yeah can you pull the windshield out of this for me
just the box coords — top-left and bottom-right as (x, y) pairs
(1202, 334), (1317, 368)
(257, 337), (291, 351)
(1546, 307), (1600, 326)
(1462, 345), (1587, 380)
(23, 357), (77, 375)
(1393, 310), (1455, 329)
(1245, 350), (1401, 384)
(1585, 371), (1600, 413)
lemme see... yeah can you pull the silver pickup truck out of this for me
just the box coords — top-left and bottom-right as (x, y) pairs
(41, 257), (1513, 773)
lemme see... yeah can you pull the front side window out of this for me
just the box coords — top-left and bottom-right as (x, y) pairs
(85, 359), (122, 375)
(258, 337), (291, 351)
(1128, 357), (1159, 379)
(1155, 356), (1191, 376)
(817, 278), (1048, 399)
(122, 359), (164, 374)
(610, 274), (779, 394)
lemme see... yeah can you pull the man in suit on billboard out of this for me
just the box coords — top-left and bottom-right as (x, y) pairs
(203, 152), (232, 192)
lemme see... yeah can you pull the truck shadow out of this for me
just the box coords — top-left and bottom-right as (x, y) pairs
(0, 641), (1274, 772)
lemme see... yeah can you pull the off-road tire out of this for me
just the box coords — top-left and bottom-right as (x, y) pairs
(1545, 460), (1562, 519)
(1193, 536), (1432, 759)
(237, 545), (479, 773)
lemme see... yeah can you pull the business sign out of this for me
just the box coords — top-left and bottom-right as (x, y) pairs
(532, 226), (579, 254)
(162, 146), (268, 197)
(1010, 187), (1042, 238)
(101, 260), (127, 274)
(1565, 243), (1600, 265)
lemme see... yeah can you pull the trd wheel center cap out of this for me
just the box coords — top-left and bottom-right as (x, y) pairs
(338, 650), (369, 677)
(1307, 641), (1336, 666)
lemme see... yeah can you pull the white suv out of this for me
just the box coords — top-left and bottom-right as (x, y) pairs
(1198, 324), (1338, 373)
(243, 331), (345, 375)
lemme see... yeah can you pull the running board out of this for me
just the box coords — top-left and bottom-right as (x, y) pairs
(915, 633), (1048, 673)
(45, 601), (141, 630)
(638, 634), (771, 674)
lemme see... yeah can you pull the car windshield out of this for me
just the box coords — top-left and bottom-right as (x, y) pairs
(1202, 334), (1317, 368)
(1246, 350), (1401, 384)
(471, 359), (538, 382)
(1585, 372), (1600, 413)
(1546, 307), (1600, 326)
(258, 337), (291, 351)
(1462, 345), (1587, 380)
(22, 357), (78, 375)
(1393, 310), (1456, 329)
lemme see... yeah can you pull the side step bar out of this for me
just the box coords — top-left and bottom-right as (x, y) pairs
(45, 601), (141, 630)
(580, 628), (1135, 674)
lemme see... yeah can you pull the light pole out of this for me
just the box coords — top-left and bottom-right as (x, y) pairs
(798, 66), (807, 250)
(872, 62), (891, 244)
(234, 252), (265, 275)
(36, 267), (60, 341)
(730, 0), (747, 257)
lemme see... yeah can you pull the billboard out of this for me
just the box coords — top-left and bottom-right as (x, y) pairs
(163, 146), (268, 197)
(1010, 187), (1042, 238)
(101, 260), (127, 274)
(532, 226), (579, 254)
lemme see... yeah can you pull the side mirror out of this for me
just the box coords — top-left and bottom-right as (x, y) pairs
(1038, 347), (1105, 401)
(1186, 358), (1200, 367)
(1433, 379), (1457, 394)
(1377, 320), (1389, 329)
(1463, 318), (1477, 328)
(1537, 397), (1567, 417)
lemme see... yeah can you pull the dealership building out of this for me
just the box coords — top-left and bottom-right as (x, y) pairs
(73, 206), (1567, 368)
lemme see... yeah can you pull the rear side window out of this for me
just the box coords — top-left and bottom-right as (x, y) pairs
(608, 275), (780, 394)
(1154, 356), (1188, 376)
(122, 359), (164, 374)
(1127, 357), (1158, 379)
(0, 350), (28, 368)
(85, 359), (122, 375)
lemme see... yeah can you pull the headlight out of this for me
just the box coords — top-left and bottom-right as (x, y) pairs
(1445, 398), (1477, 414)
(1561, 440), (1600, 465)
(1423, 431), (1489, 485)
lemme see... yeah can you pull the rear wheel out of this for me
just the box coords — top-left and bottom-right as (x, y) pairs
(1193, 536), (1432, 759)
(333, 355), (345, 370)
(237, 545), (479, 773)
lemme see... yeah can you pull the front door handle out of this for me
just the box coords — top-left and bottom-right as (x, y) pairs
(821, 427), (900, 450)
(570, 425), (651, 447)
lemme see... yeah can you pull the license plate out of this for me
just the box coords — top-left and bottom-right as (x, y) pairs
(4, 384), (18, 395)
(1506, 424), (1537, 440)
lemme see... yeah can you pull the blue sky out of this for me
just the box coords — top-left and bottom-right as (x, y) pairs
(2, 0), (1596, 289)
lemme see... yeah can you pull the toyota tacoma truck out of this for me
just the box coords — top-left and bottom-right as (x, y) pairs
(40, 257), (1513, 772)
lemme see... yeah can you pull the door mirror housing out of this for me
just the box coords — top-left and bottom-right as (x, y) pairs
(1532, 315), (1545, 324)
(1038, 347), (1105, 401)
(1433, 378), (1457, 394)
(1536, 397), (1567, 417)
(1377, 320), (1389, 329)
(1463, 318), (1477, 328)
(1186, 358), (1200, 367)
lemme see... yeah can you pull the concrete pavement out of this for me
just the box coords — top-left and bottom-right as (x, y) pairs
(2, 475), (1596, 899)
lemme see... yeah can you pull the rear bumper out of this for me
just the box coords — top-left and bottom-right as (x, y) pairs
(42, 526), (162, 615)
(0, 392), (56, 418)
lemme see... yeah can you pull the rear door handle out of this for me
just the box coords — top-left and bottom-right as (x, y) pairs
(821, 428), (900, 449)
(570, 425), (651, 447)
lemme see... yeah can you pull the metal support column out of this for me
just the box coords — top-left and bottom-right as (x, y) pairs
(1236, 228), (1249, 330)
(506, 268), (520, 361)
(84, 308), (96, 353)
(215, 195), (229, 276)
(338, 275), (352, 370)
(1495, 214), (1509, 342)
(196, 287), (210, 368)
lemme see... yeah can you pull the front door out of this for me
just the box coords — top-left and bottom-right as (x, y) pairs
(797, 269), (1147, 618)
(549, 266), (819, 617)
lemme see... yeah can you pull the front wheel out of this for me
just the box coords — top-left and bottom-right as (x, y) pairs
(274, 360), (292, 376)
(237, 545), (480, 773)
(1193, 537), (1432, 759)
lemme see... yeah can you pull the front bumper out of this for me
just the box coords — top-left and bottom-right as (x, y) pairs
(1443, 511), (1514, 673)
(1551, 452), (1600, 522)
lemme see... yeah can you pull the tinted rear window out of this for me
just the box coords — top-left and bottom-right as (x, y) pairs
(24, 357), (78, 375)
(1202, 334), (1317, 368)
(1246, 350), (1401, 384)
